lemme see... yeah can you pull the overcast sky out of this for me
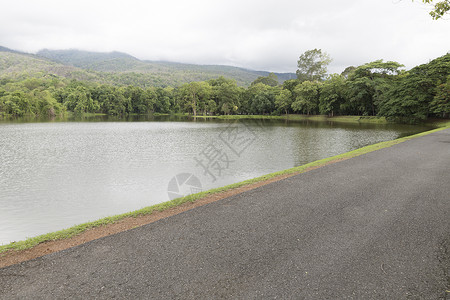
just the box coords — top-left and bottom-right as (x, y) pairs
(1, 0), (449, 73)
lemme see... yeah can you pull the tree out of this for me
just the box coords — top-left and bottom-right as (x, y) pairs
(275, 89), (293, 115)
(154, 87), (173, 113)
(430, 76), (450, 118)
(378, 54), (450, 122)
(377, 75), (429, 123)
(251, 73), (279, 87)
(296, 49), (332, 82)
(353, 60), (404, 77)
(282, 79), (300, 93)
(93, 85), (128, 115)
(319, 74), (347, 116)
(122, 86), (156, 114)
(292, 81), (322, 115)
(247, 83), (276, 114)
(206, 99), (218, 115)
(281, 79), (300, 111)
(35, 90), (64, 117)
(419, 0), (450, 19)
(209, 77), (240, 115)
(347, 60), (404, 116)
(341, 66), (356, 79)
(63, 87), (99, 114)
(179, 81), (212, 116)
(140, 88), (157, 114)
(1, 92), (29, 116)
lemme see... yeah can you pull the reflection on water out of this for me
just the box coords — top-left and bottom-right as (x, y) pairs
(0, 116), (434, 244)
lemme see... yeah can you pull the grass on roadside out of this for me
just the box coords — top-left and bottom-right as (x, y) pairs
(1, 124), (449, 254)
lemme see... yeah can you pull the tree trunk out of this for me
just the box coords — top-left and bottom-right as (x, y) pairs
(192, 92), (197, 117)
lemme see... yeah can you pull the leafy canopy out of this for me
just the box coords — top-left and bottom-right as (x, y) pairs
(251, 73), (279, 87)
(296, 49), (332, 82)
(418, 0), (450, 19)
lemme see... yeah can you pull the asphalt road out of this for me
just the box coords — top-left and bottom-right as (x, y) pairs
(1, 128), (449, 299)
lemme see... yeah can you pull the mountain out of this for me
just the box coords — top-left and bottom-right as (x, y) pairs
(1, 47), (296, 87)
(0, 50), (101, 82)
(0, 46), (32, 55)
(36, 49), (140, 70)
(36, 49), (296, 85)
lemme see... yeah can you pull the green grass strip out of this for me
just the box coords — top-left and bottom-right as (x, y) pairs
(427, 120), (450, 128)
(193, 114), (390, 124)
(193, 114), (449, 126)
(1, 124), (449, 254)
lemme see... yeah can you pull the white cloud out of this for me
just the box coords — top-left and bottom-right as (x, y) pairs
(0, 0), (448, 73)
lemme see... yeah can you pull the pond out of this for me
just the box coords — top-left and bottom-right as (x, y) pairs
(0, 115), (434, 245)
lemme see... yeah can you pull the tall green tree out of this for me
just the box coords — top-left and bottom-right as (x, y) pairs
(378, 54), (450, 122)
(93, 85), (128, 115)
(292, 81), (322, 115)
(251, 73), (279, 87)
(66, 87), (99, 114)
(430, 76), (450, 118)
(179, 81), (212, 116)
(154, 87), (173, 113)
(247, 83), (276, 114)
(341, 66), (356, 79)
(347, 60), (404, 116)
(275, 88), (293, 115)
(122, 86), (157, 114)
(296, 49), (332, 82)
(34, 90), (64, 117)
(206, 99), (218, 115)
(209, 77), (240, 115)
(0, 92), (30, 116)
(319, 74), (347, 116)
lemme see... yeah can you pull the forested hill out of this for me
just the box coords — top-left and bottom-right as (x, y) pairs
(30, 48), (296, 87)
(1, 47), (448, 123)
(36, 49), (141, 70)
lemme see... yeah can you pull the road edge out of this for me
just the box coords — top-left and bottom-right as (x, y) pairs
(1, 125), (448, 268)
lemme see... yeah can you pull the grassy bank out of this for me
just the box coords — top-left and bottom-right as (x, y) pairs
(198, 114), (450, 127)
(284, 115), (390, 124)
(195, 114), (390, 124)
(425, 119), (450, 128)
(1, 124), (449, 254)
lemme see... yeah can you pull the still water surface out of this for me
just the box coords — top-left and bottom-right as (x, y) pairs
(0, 116), (433, 244)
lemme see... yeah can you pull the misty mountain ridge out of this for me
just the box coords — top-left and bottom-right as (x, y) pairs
(0, 46), (22, 54)
(0, 46), (296, 87)
(32, 48), (296, 85)
(36, 49), (138, 67)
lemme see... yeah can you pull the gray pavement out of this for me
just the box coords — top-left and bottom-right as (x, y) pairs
(1, 128), (449, 299)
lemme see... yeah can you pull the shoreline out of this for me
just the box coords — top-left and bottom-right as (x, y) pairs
(1, 113), (449, 127)
(194, 114), (390, 124)
(1, 124), (449, 268)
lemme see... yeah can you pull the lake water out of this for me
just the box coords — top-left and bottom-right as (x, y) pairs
(0, 116), (434, 245)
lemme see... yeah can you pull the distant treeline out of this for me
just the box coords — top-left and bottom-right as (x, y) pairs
(0, 53), (448, 123)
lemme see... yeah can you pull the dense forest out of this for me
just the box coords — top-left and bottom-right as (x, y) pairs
(0, 51), (448, 123)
